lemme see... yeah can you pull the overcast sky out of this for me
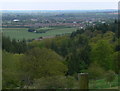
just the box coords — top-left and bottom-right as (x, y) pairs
(0, 0), (119, 10)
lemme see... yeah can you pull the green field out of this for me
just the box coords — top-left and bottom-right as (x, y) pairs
(2, 27), (76, 40)
(89, 75), (119, 89)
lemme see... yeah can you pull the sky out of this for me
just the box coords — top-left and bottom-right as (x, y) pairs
(0, 0), (119, 10)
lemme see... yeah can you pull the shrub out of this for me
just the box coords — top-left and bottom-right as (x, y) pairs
(32, 76), (77, 89)
(88, 62), (105, 80)
(105, 70), (116, 87)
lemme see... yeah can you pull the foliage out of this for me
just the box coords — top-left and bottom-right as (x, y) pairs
(20, 47), (68, 86)
(105, 70), (116, 83)
(28, 28), (36, 32)
(87, 62), (105, 80)
(2, 36), (28, 54)
(2, 51), (23, 88)
(89, 75), (119, 89)
(66, 35), (91, 75)
(28, 27), (53, 33)
(112, 52), (120, 73)
(115, 38), (120, 52)
(32, 76), (77, 89)
(90, 40), (114, 70)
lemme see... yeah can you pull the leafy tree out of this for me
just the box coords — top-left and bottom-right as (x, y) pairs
(20, 47), (68, 86)
(70, 29), (85, 38)
(66, 35), (91, 75)
(88, 62), (105, 80)
(2, 36), (28, 54)
(115, 38), (120, 51)
(2, 51), (23, 88)
(51, 41), (58, 53)
(11, 39), (18, 53)
(112, 52), (120, 73)
(18, 39), (28, 53)
(28, 28), (36, 32)
(2, 36), (13, 52)
(91, 40), (114, 70)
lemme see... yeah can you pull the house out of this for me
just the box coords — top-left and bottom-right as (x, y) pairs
(13, 19), (20, 22)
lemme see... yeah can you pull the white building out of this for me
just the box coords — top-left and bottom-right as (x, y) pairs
(13, 19), (20, 22)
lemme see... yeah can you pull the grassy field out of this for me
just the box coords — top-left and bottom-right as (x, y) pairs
(2, 27), (76, 40)
(89, 75), (119, 89)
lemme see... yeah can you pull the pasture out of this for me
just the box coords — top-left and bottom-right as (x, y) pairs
(2, 27), (76, 40)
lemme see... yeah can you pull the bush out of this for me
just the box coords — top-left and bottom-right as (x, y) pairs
(105, 70), (116, 87)
(88, 62), (105, 80)
(32, 76), (77, 89)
